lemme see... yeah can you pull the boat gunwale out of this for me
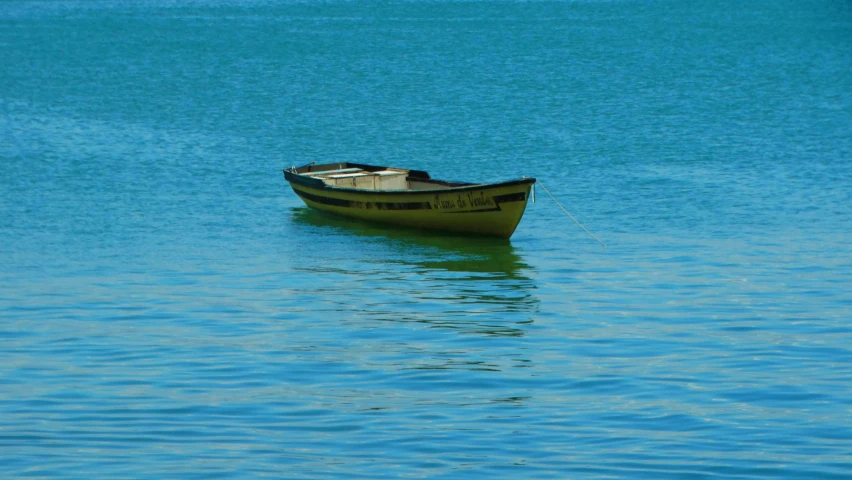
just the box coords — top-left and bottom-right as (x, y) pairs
(283, 165), (536, 196)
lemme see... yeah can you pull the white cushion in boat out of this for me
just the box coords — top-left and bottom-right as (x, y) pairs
(327, 172), (371, 179)
(307, 168), (364, 176)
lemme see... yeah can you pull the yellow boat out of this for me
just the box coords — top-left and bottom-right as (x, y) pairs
(283, 162), (536, 238)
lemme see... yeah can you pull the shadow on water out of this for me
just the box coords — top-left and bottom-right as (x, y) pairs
(289, 207), (533, 278)
(288, 208), (539, 337)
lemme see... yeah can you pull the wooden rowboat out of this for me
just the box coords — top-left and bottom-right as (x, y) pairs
(283, 162), (536, 238)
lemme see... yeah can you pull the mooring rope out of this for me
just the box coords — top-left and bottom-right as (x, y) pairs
(536, 181), (606, 248)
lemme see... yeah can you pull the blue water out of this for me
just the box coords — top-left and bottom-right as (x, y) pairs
(2, 0), (851, 478)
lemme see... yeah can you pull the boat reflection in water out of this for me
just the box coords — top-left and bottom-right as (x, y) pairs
(288, 207), (539, 339)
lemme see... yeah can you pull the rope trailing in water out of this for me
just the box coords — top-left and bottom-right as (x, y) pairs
(537, 181), (606, 248)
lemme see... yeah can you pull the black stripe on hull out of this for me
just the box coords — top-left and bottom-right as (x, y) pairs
(293, 188), (528, 213)
(293, 188), (433, 211)
(446, 192), (528, 213)
(494, 192), (527, 204)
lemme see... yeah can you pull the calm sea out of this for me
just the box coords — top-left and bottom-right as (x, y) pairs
(1, 0), (850, 478)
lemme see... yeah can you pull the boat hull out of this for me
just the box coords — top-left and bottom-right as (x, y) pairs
(284, 168), (535, 238)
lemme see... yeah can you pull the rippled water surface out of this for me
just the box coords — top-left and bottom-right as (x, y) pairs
(1, 0), (851, 478)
